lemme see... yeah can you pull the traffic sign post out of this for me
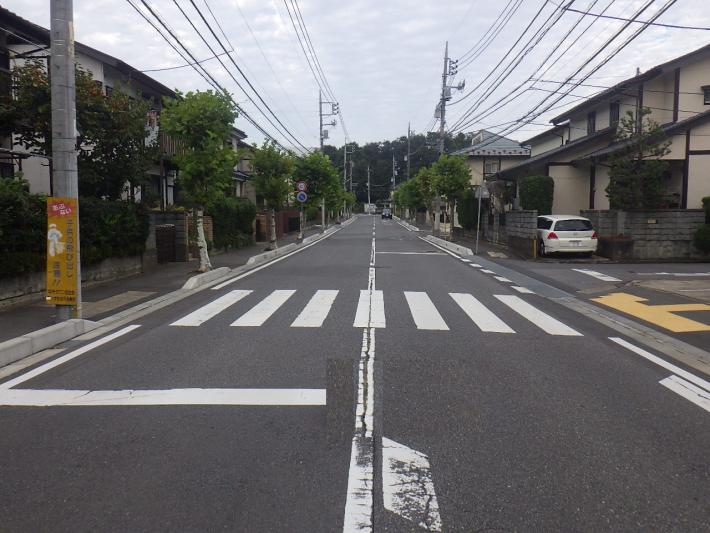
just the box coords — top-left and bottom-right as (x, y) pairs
(475, 184), (490, 255)
(295, 187), (308, 240)
(296, 191), (308, 203)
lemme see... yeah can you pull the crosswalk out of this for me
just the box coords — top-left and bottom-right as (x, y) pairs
(170, 289), (583, 336)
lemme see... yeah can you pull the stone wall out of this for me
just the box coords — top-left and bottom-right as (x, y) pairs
(581, 209), (706, 260)
(482, 210), (538, 257)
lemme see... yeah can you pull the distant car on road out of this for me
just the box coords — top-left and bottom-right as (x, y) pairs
(381, 208), (392, 220)
(536, 215), (597, 257)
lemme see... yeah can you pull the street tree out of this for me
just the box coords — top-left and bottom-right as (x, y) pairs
(293, 151), (340, 227)
(414, 167), (436, 225)
(161, 89), (237, 272)
(606, 108), (671, 210)
(0, 58), (155, 199)
(251, 141), (293, 249)
(431, 155), (471, 235)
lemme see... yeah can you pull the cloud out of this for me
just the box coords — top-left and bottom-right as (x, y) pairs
(4, 0), (708, 147)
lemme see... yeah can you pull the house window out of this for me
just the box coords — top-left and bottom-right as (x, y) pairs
(609, 102), (620, 125)
(484, 160), (499, 175)
(703, 86), (710, 105)
(587, 111), (596, 134)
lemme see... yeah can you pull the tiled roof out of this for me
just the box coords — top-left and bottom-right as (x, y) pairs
(452, 130), (530, 157)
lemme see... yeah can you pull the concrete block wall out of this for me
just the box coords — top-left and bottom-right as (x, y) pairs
(152, 211), (189, 261)
(506, 210), (538, 239)
(581, 209), (705, 259)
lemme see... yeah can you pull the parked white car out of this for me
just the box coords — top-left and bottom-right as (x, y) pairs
(536, 215), (598, 257)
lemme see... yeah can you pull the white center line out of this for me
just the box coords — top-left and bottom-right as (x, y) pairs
(231, 290), (296, 327)
(572, 268), (622, 282)
(404, 292), (449, 330)
(170, 290), (252, 327)
(450, 293), (514, 333)
(495, 295), (582, 336)
(291, 290), (339, 328)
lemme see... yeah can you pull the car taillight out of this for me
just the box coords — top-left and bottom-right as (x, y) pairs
(592, 231), (598, 238)
(547, 232), (558, 239)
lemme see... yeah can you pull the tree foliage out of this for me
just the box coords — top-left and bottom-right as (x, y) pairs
(457, 188), (478, 231)
(251, 141), (293, 211)
(606, 108), (671, 210)
(519, 175), (554, 215)
(292, 151), (340, 210)
(0, 58), (156, 199)
(430, 155), (471, 202)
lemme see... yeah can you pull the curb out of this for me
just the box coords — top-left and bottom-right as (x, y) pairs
(0, 223), (349, 369)
(423, 235), (473, 256)
(181, 266), (231, 290)
(0, 319), (100, 368)
(393, 216), (419, 232)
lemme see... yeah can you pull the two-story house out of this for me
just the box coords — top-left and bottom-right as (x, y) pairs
(452, 130), (531, 186)
(498, 43), (710, 214)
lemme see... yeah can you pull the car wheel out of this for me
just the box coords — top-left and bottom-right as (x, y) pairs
(538, 241), (546, 257)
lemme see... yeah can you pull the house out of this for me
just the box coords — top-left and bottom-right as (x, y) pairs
(452, 130), (531, 187)
(0, 6), (255, 208)
(498, 43), (710, 214)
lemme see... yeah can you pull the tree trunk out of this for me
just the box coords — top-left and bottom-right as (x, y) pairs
(270, 208), (278, 250)
(195, 207), (212, 272)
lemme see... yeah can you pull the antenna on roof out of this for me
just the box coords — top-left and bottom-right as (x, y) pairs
(636, 67), (641, 76)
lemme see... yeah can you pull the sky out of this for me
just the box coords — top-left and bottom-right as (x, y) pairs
(5, 0), (710, 151)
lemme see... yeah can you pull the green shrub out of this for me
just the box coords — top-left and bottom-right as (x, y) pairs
(78, 197), (150, 266)
(702, 196), (710, 223)
(0, 178), (45, 276)
(305, 205), (319, 221)
(519, 175), (554, 215)
(0, 181), (151, 276)
(207, 196), (256, 250)
(457, 188), (478, 231)
(694, 225), (710, 254)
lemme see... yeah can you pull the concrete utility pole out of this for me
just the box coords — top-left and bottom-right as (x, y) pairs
(367, 165), (371, 211)
(406, 122), (411, 181)
(343, 143), (347, 218)
(318, 89), (337, 230)
(349, 160), (353, 192)
(51, 0), (81, 320)
(433, 42), (449, 235)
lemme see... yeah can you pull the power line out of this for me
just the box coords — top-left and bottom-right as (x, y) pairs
(457, 0), (518, 63)
(180, 0), (310, 153)
(140, 50), (231, 72)
(126, 0), (291, 152)
(564, 5), (710, 30)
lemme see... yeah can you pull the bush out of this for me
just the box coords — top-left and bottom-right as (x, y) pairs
(0, 182), (151, 276)
(519, 175), (554, 215)
(457, 188), (478, 231)
(78, 197), (151, 266)
(702, 196), (710, 223)
(207, 196), (256, 250)
(694, 225), (710, 254)
(305, 205), (319, 221)
(0, 178), (46, 277)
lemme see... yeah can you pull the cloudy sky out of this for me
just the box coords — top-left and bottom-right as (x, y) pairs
(6, 0), (710, 150)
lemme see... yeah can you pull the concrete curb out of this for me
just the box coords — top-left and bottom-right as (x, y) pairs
(423, 235), (473, 256)
(181, 267), (231, 290)
(392, 216), (419, 232)
(0, 224), (348, 370)
(0, 318), (100, 368)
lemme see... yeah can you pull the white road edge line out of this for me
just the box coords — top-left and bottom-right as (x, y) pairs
(0, 388), (326, 406)
(659, 375), (710, 413)
(0, 325), (141, 390)
(572, 268), (622, 282)
(382, 437), (442, 531)
(609, 337), (710, 392)
(211, 228), (341, 290)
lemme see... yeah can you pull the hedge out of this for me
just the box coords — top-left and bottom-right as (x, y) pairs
(457, 188), (478, 231)
(207, 196), (256, 250)
(519, 175), (554, 215)
(0, 181), (150, 277)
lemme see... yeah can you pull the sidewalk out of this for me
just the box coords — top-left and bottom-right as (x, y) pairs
(0, 228), (321, 343)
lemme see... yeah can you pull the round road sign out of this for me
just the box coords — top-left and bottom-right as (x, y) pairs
(296, 191), (308, 203)
(296, 181), (307, 192)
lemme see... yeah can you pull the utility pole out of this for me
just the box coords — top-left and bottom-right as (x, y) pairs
(318, 89), (337, 230)
(406, 122), (411, 181)
(349, 160), (353, 192)
(367, 165), (371, 211)
(50, 0), (81, 320)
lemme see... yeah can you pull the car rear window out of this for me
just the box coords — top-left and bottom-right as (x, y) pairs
(554, 219), (593, 231)
(537, 218), (553, 230)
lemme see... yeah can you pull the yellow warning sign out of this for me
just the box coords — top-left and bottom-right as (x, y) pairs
(592, 292), (710, 333)
(45, 197), (78, 306)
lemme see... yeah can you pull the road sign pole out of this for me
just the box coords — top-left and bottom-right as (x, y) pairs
(475, 192), (482, 255)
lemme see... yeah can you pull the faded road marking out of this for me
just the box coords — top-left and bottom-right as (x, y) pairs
(593, 293), (710, 333)
(572, 269), (622, 282)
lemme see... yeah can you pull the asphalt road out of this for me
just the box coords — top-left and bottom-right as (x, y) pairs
(0, 216), (708, 532)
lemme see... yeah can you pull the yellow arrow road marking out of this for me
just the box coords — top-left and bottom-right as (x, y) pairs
(592, 293), (710, 333)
